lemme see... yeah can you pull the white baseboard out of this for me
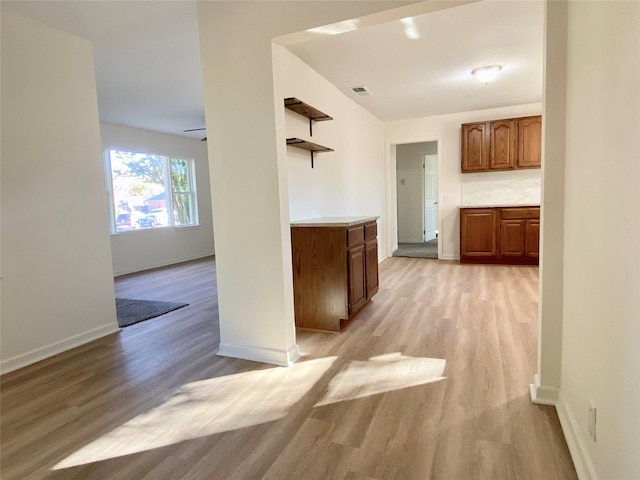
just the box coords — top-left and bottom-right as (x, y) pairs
(113, 251), (215, 277)
(439, 253), (459, 261)
(1, 323), (121, 375)
(217, 342), (301, 367)
(530, 373), (560, 405)
(556, 395), (599, 480)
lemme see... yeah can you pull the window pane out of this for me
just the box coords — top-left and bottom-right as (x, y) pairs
(170, 158), (197, 226)
(172, 193), (193, 226)
(109, 150), (167, 231)
(170, 158), (190, 193)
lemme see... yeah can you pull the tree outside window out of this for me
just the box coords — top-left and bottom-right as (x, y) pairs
(106, 149), (198, 232)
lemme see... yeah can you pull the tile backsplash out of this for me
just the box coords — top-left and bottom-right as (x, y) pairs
(461, 170), (541, 206)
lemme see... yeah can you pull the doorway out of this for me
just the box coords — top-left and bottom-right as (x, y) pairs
(394, 141), (438, 259)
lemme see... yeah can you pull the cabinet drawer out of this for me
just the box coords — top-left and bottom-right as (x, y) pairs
(347, 225), (365, 247)
(500, 207), (540, 220)
(364, 222), (377, 240)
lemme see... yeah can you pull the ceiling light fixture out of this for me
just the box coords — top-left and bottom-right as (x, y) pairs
(472, 65), (502, 83)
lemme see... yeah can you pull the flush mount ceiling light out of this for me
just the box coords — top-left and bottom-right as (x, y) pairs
(472, 65), (502, 83)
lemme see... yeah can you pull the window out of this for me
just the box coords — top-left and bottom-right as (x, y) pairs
(105, 149), (198, 233)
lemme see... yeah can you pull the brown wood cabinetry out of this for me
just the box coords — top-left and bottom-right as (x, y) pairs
(365, 222), (379, 297)
(525, 219), (540, 258)
(490, 119), (518, 170)
(291, 218), (379, 332)
(461, 115), (541, 173)
(461, 122), (489, 172)
(460, 208), (498, 258)
(518, 116), (542, 168)
(460, 207), (540, 265)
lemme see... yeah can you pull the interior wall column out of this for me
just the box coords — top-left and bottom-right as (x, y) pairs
(196, 1), (424, 366)
(531, 0), (567, 405)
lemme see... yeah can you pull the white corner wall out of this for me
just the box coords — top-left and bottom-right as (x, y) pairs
(385, 103), (542, 260)
(1, 11), (119, 373)
(273, 46), (387, 259)
(556, 1), (640, 479)
(100, 123), (215, 276)
(197, 0), (417, 366)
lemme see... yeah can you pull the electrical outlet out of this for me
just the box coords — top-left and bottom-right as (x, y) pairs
(482, 191), (492, 198)
(588, 401), (597, 442)
(443, 194), (450, 203)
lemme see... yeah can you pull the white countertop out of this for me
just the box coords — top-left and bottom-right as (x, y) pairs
(290, 216), (379, 227)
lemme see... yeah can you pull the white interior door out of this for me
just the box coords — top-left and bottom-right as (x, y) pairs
(424, 154), (438, 241)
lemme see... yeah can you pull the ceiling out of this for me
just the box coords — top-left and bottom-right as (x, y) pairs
(2, 0), (543, 138)
(289, 1), (544, 121)
(2, 0), (206, 139)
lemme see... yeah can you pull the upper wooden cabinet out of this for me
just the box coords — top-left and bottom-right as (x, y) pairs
(490, 119), (518, 170)
(461, 115), (541, 173)
(518, 116), (542, 168)
(461, 122), (489, 172)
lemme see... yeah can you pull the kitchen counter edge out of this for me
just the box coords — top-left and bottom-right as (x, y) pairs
(290, 216), (379, 227)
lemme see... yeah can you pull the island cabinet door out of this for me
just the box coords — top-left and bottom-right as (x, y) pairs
(348, 244), (367, 316)
(365, 239), (379, 297)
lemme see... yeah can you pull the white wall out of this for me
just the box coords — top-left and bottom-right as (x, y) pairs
(100, 123), (215, 276)
(556, 2), (640, 479)
(531, 0), (568, 406)
(197, 1), (414, 366)
(1, 11), (119, 373)
(386, 103), (542, 260)
(396, 142), (437, 243)
(274, 47), (387, 258)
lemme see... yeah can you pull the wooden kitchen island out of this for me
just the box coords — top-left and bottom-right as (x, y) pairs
(291, 216), (379, 332)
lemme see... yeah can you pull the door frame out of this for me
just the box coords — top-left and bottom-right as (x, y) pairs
(387, 137), (442, 259)
(423, 153), (438, 242)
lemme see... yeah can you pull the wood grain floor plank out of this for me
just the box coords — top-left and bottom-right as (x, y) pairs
(0, 256), (577, 480)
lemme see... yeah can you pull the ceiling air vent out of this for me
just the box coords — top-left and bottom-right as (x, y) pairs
(351, 85), (373, 96)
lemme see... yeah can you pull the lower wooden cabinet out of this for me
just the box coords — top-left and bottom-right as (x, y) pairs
(525, 219), (540, 258)
(460, 208), (498, 258)
(291, 218), (379, 332)
(347, 244), (367, 315)
(460, 207), (540, 265)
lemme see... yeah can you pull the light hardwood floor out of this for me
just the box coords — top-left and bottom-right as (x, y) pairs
(1, 256), (577, 480)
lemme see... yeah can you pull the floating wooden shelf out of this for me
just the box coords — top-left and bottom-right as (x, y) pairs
(286, 138), (333, 152)
(286, 138), (334, 168)
(284, 98), (333, 122)
(284, 98), (333, 168)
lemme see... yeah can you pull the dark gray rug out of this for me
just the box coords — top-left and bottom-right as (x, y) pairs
(393, 239), (439, 259)
(115, 298), (188, 328)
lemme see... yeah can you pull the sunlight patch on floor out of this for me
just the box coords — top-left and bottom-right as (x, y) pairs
(315, 353), (446, 407)
(53, 356), (337, 470)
